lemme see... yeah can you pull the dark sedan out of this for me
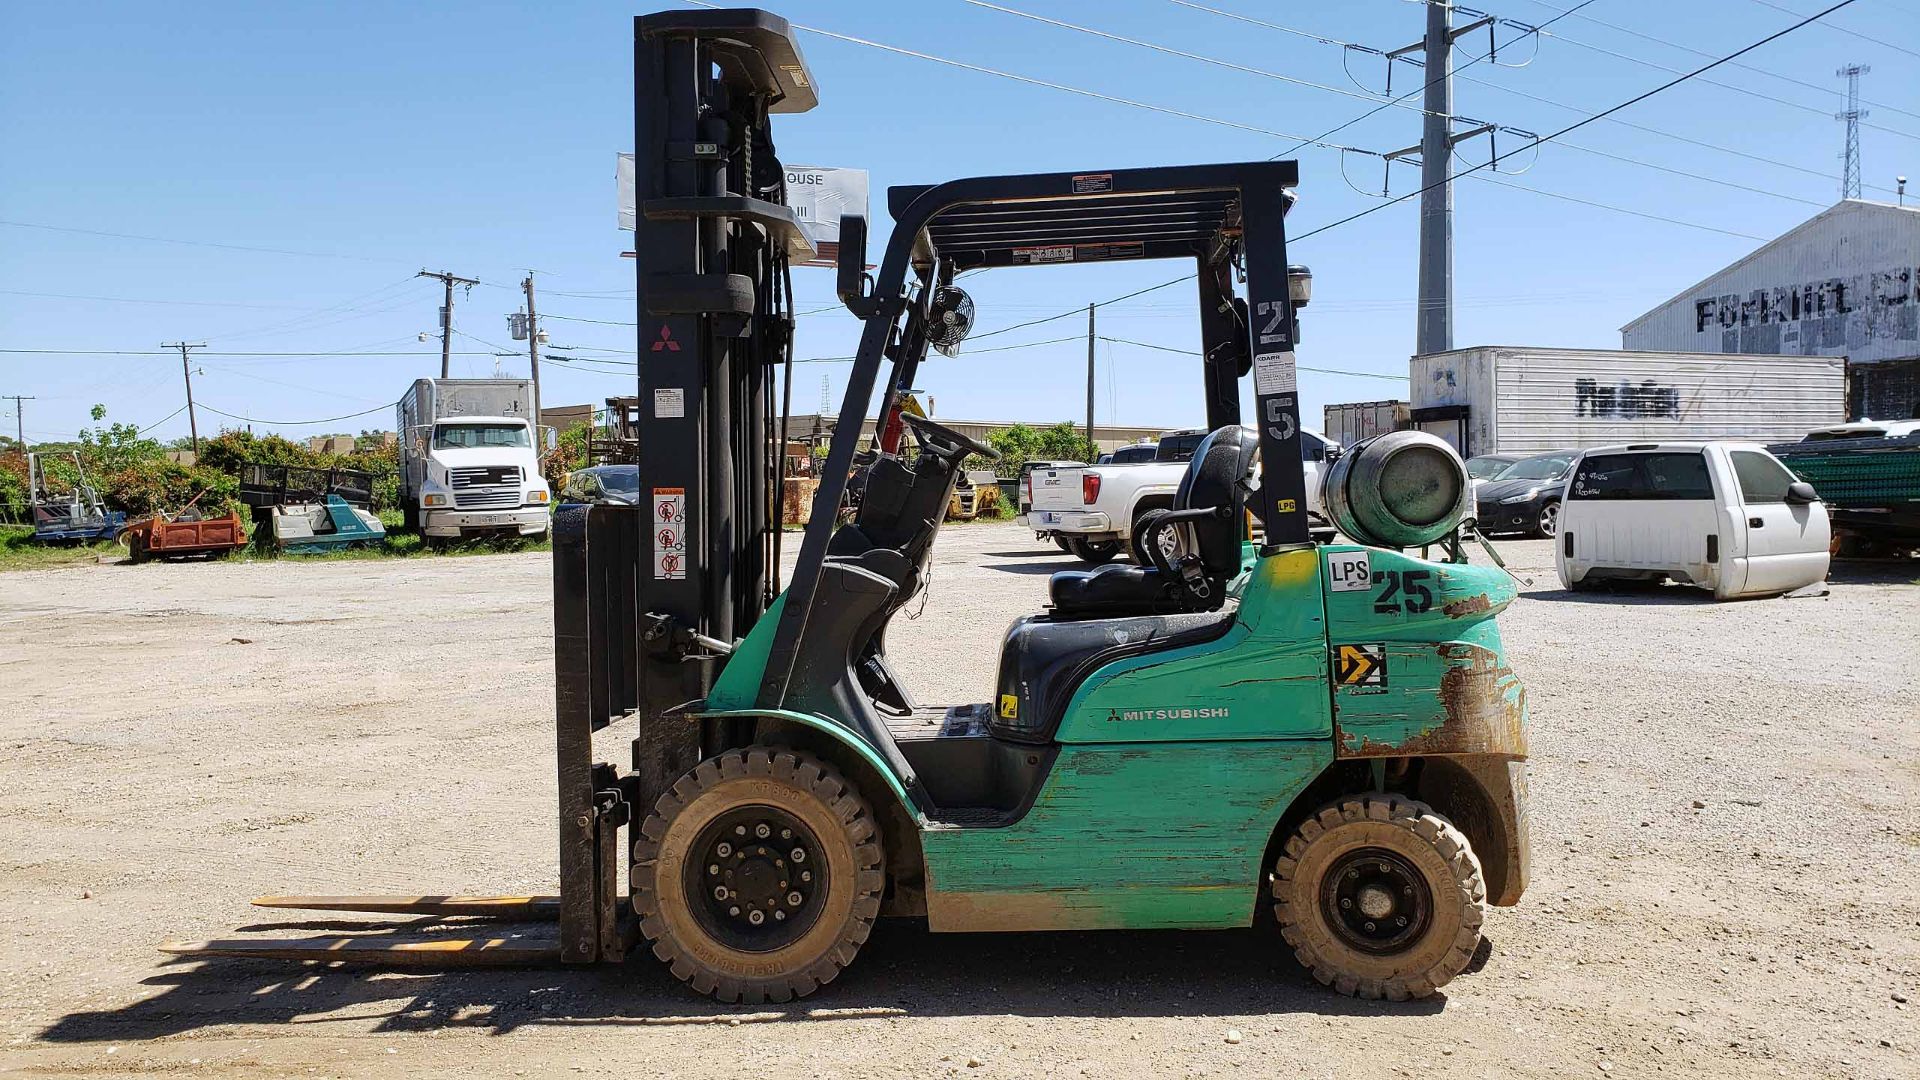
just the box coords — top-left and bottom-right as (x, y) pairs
(560, 464), (640, 506)
(1473, 451), (1576, 537)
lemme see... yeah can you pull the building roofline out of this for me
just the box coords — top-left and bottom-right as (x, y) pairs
(1618, 199), (1918, 335)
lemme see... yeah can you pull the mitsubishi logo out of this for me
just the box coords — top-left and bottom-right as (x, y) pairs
(650, 325), (681, 352)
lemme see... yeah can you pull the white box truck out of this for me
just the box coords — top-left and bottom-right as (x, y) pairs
(397, 378), (552, 540)
(1323, 400), (1408, 447)
(1408, 346), (1845, 456)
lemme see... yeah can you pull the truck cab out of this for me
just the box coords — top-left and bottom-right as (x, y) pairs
(397, 377), (553, 540)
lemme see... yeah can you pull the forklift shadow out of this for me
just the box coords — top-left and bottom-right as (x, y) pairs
(40, 924), (1453, 1042)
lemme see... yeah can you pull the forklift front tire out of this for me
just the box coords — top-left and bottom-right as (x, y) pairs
(633, 747), (885, 1004)
(1271, 794), (1486, 1001)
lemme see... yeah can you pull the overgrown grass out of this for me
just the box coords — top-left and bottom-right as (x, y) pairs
(1, 521), (551, 572)
(0, 525), (121, 572)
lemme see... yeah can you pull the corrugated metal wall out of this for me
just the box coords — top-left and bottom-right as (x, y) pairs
(1621, 200), (1919, 366)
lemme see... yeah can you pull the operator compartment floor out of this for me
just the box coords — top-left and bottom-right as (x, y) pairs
(883, 703), (992, 742)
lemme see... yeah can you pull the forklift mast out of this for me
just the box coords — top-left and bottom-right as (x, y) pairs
(548, 9), (815, 963)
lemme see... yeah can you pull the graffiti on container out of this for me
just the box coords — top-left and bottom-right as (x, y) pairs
(1692, 265), (1919, 355)
(1573, 378), (1681, 420)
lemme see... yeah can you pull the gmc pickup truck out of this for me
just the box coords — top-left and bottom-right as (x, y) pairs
(1025, 426), (1338, 562)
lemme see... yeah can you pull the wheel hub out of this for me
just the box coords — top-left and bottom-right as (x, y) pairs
(683, 805), (829, 952)
(1321, 848), (1433, 955)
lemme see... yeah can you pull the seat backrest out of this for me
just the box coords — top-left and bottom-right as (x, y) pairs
(1173, 425), (1259, 576)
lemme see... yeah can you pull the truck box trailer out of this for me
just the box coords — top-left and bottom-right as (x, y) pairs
(1323, 400), (1408, 447)
(1408, 346), (1845, 456)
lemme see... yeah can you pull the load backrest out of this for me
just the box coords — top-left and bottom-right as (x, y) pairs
(1174, 426), (1259, 576)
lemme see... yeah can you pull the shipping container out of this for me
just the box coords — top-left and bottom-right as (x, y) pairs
(1322, 400), (1408, 447)
(1408, 346), (1845, 456)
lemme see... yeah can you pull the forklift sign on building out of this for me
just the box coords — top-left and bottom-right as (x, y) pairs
(170, 7), (1533, 1007)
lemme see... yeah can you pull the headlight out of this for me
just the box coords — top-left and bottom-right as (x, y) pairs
(529, 489), (550, 505)
(1499, 489), (1543, 504)
(423, 493), (449, 507)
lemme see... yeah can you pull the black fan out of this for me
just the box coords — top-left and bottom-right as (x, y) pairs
(925, 286), (975, 358)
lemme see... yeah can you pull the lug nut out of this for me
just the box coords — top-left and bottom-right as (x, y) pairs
(1339, 898), (1352, 909)
(755, 823), (771, 838)
(748, 909), (765, 925)
(790, 848), (806, 863)
(787, 891), (803, 907)
(716, 842), (732, 857)
(774, 910), (786, 921)
(1364, 921), (1376, 932)
(728, 906), (740, 916)
(735, 825), (747, 836)
(781, 828), (792, 840)
(1396, 917), (1408, 927)
(801, 870), (812, 883)
(713, 886), (728, 900)
(708, 864), (719, 875)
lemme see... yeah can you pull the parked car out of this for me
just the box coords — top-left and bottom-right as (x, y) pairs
(561, 464), (640, 506)
(1556, 441), (1829, 599)
(1096, 443), (1157, 465)
(1473, 451), (1577, 537)
(1465, 453), (1523, 480)
(1030, 425), (1337, 563)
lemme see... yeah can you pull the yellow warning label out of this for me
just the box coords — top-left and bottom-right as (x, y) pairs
(998, 694), (1019, 720)
(1277, 499), (1298, 514)
(1335, 643), (1387, 690)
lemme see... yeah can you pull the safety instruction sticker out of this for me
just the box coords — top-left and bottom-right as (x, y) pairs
(1072, 173), (1113, 194)
(1012, 246), (1074, 265)
(652, 487), (686, 581)
(1335, 643), (1388, 693)
(998, 694), (1018, 720)
(1253, 351), (1297, 395)
(654, 387), (685, 419)
(1327, 551), (1372, 592)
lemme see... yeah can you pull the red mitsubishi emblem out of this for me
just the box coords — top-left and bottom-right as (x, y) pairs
(651, 325), (681, 352)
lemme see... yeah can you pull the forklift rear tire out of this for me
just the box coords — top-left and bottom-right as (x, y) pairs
(633, 747), (885, 1004)
(1270, 794), (1486, 1001)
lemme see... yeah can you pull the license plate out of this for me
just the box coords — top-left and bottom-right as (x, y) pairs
(1042, 512), (1060, 524)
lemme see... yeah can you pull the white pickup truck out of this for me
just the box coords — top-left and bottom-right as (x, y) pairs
(1026, 426), (1338, 562)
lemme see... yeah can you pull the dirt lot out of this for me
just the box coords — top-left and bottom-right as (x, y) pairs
(1, 524), (1916, 1079)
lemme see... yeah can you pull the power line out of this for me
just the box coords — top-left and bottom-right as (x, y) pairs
(1745, 0), (1920, 58)
(1100, 336), (1409, 379)
(1510, 0), (1920, 135)
(1294, 0), (1860, 245)
(0, 219), (417, 264)
(683, 0), (1377, 151)
(962, 1), (1441, 123)
(0, 348), (505, 357)
(197, 399), (401, 427)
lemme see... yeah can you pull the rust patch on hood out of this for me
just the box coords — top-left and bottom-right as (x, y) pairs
(1442, 593), (1493, 619)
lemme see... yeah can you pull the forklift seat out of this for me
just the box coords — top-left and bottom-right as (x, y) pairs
(1047, 425), (1258, 618)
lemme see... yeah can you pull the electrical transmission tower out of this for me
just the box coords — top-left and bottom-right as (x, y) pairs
(1836, 63), (1869, 200)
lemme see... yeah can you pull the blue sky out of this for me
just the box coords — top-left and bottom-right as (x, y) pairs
(2, 0), (1916, 444)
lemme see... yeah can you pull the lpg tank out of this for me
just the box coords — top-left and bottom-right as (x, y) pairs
(1320, 431), (1470, 548)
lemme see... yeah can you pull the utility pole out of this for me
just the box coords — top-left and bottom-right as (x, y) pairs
(1836, 63), (1869, 200)
(1387, 2), (1494, 357)
(418, 269), (479, 378)
(3, 395), (32, 453)
(1084, 303), (1097, 462)
(522, 274), (544, 434)
(162, 342), (206, 454)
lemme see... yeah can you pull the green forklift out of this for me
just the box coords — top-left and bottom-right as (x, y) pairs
(170, 8), (1529, 1005)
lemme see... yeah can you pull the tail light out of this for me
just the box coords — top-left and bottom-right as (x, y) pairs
(1082, 472), (1102, 504)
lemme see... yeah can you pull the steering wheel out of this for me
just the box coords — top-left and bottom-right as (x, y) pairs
(901, 412), (999, 462)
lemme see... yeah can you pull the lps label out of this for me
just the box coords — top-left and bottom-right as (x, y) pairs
(1327, 551), (1372, 592)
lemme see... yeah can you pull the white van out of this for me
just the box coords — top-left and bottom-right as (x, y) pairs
(1556, 442), (1830, 600)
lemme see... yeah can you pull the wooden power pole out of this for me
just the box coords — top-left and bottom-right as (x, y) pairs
(1084, 303), (1097, 461)
(522, 274), (543, 434)
(162, 342), (206, 454)
(417, 269), (479, 378)
(3, 394), (32, 453)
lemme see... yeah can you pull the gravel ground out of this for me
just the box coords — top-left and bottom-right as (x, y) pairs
(1, 524), (1915, 1079)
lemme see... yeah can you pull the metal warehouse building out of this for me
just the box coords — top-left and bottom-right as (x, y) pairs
(1621, 198), (1920, 421)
